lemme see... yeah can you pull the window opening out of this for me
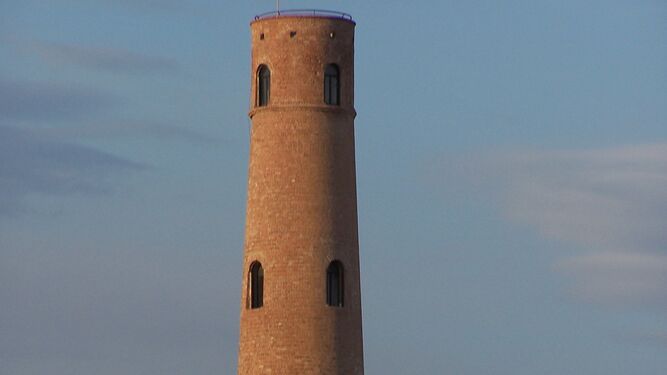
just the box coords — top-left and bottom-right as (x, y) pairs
(249, 261), (264, 309)
(257, 65), (270, 107)
(324, 64), (340, 105)
(326, 261), (344, 307)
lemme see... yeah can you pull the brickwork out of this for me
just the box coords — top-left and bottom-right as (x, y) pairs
(237, 15), (364, 375)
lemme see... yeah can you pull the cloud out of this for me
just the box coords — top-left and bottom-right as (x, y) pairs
(0, 77), (217, 144)
(0, 79), (116, 121)
(433, 143), (667, 308)
(0, 125), (142, 217)
(500, 145), (667, 254)
(25, 40), (179, 74)
(41, 120), (223, 145)
(556, 252), (667, 306)
(501, 144), (667, 307)
(97, 0), (187, 12)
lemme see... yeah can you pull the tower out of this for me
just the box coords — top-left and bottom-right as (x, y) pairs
(237, 10), (364, 375)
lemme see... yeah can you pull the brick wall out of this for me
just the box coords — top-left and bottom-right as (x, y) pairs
(237, 16), (364, 375)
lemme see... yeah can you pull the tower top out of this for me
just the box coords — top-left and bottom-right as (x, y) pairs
(248, 9), (356, 116)
(253, 9), (354, 24)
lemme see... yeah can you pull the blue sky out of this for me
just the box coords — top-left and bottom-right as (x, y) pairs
(1, 1), (666, 374)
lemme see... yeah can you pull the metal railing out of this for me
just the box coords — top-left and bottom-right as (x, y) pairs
(254, 9), (353, 21)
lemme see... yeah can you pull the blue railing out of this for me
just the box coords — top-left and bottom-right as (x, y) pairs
(254, 9), (353, 21)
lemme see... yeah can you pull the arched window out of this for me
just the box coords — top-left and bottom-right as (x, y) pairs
(326, 261), (344, 307)
(249, 261), (264, 309)
(324, 64), (340, 105)
(257, 65), (270, 107)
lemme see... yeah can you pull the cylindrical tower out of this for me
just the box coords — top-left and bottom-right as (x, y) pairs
(237, 10), (363, 375)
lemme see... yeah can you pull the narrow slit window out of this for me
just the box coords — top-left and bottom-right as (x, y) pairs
(249, 261), (264, 309)
(257, 65), (270, 107)
(324, 64), (340, 105)
(326, 261), (344, 307)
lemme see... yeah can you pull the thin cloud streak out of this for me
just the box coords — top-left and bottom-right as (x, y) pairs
(97, 0), (188, 12)
(26, 40), (179, 74)
(41, 120), (223, 145)
(0, 80), (116, 121)
(556, 252), (667, 306)
(501, 144), (667, 308)
(432, 142), (667, 309)
(0, 125), (143, 217)
(503, 144), (667, 308)
(501, 145), (667, 254)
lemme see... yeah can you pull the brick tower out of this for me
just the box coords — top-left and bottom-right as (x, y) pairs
(237, 10), (364, 375)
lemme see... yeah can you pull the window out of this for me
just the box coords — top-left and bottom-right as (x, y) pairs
(249, 261), (264, 309)
(324, 64), (340, 105)
(326, 261), (344, 307)
(257, 65), (270, 107)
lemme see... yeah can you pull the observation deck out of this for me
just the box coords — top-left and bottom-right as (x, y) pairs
(254, 9), (354, 22)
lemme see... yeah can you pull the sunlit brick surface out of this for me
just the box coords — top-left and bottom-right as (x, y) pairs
(237, 15), (364, 375)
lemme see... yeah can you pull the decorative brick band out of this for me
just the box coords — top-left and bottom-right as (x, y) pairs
(248, 104), (356, 119)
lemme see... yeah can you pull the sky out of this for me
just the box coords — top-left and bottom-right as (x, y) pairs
(1, 0), (666, 374)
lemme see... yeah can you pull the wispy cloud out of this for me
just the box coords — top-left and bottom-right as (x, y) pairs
(40, 120), (222, 145)
(0, 125), (142, 217)
(502, 144), (667, 307)
(25, 40), (179, 74)
(556, 252), (667, 306)
(97, 0), (188, 12)
(432, 143), (667, 309)
(0, 79), (116, 121)
(501, 145), (667, 254)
